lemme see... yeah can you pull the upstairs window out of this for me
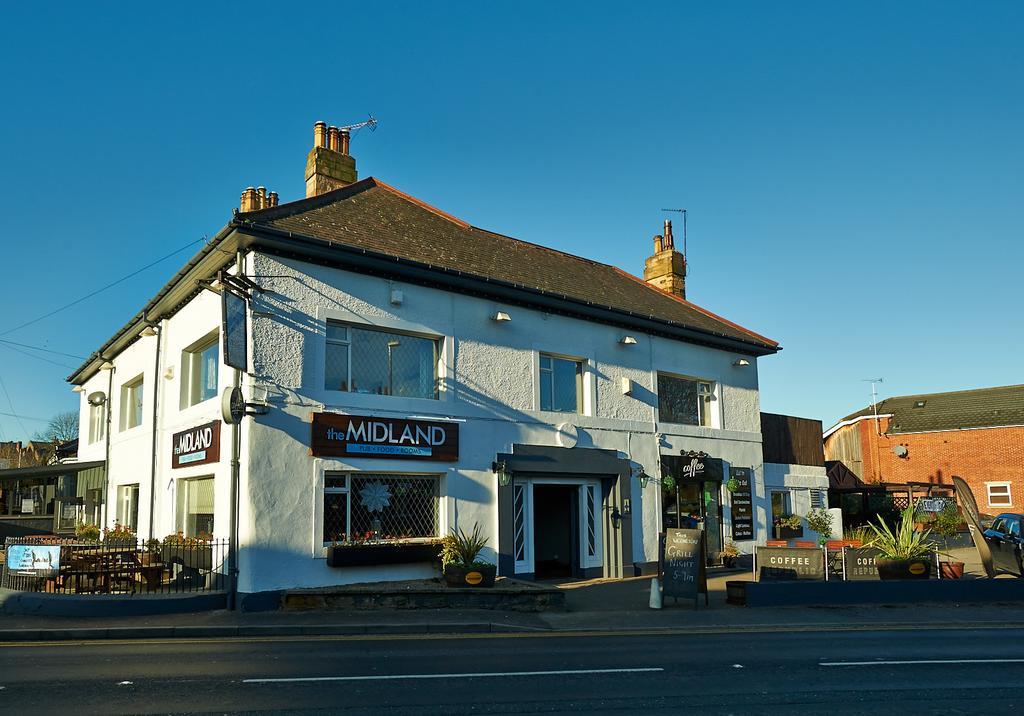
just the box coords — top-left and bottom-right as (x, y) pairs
(120, 375), (144, 431)
(325, 322), (439, 400)
(987, 482), (1012, 508)
(181, 334), (219, 408)
(539, 354), (583, 413)
(658, 373), (714, 427)
(88, 402), (105, 444)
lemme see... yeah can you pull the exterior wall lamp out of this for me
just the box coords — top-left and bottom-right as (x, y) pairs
(619, 336), (638, 345)
(491, 311), (512, 322)
(492, 460), (512, 487)
(610, 508), (622, 529)
(71, 385), (84, 393)
(732, 358), (751, 367)
(680, 449), (709, 459)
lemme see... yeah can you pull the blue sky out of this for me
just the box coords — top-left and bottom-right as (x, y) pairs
(0, 2), (1021, 442)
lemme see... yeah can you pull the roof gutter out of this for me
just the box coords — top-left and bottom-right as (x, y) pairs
(236, 223), (781, 357)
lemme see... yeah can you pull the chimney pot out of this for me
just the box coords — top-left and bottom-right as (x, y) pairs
(268, 191), (279, 207)
(327, 126), (339, 152)
(340, 128), (350, 155)
(314, 121), (327, 148)
(663, 220), (674, 249)
(653, 234), (664, 253)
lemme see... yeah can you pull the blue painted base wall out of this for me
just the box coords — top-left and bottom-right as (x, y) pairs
(744, 579), (1024, 607)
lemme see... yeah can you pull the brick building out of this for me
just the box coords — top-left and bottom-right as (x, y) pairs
(823, 384), (1024, 513)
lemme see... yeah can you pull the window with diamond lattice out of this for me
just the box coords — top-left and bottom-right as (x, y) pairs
(657, 373), (714, 427)
(323, 473), (440, 543)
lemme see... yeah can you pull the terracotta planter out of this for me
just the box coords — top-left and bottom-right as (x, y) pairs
(939, 561), (965, 580)
(876, 557), (932, 580)
(443, 564), (497, 588)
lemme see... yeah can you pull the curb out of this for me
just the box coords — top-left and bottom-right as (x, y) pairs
(5, 618), (1024, 643)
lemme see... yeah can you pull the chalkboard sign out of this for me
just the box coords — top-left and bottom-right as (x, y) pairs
(842, 547), (882, 581)
(729, 467), (755, 541)
(756, 546), (825, 581)
(661, 528), (708, 606)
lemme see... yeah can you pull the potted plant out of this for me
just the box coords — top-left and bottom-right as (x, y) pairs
(931, 501), (966, 579)
(75, 521), (100, 543)
(161, 532), (214, 571)
(806, 508), (834, 547)
(440, 522), (496, 588)
(103, 523), (137, 548)
(865, 505), (935, 580)
(720, 541), (740, 568)
(774, 514), (803, 540)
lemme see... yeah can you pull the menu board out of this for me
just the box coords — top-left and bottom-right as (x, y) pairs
(661, 528), (707, 604)
(729, 467), (755, 541)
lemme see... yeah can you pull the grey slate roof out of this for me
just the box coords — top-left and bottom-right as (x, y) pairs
(840, 384), (1024, 434)
(238, 178), (779, 353)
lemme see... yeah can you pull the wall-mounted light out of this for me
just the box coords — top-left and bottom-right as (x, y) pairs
(638, 472), (651, 490)
(71, 385), (84, 393)
(732, 358), (751, 367)
(492, 460), (512, 487)
(139, 325), (157, 338)
(491, 311), (512, 323)
(619, 336), (638, 345)
(99, 361), (114, 371)
(87, 391), (107, 407)
(610, 508), (622, 529)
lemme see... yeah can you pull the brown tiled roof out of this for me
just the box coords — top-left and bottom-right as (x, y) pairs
(839, 384), (1024, 434)
(238, 178), (778, 352)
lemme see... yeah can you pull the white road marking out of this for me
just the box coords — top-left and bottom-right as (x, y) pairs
(732, 664), (744, 669)
(821, 659), (1024, 667)
(243, 667), (664, 684)
(117, 681), (133, 685)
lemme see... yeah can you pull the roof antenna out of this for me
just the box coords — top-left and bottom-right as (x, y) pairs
(861, 378), (885, 436)
(661, 208), (688, 270)
(339, 115), (378, 135)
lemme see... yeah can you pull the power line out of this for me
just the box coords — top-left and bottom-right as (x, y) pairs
(0, 410), (49, 423)
(0, 338), (85, 359)
(0, 374), (29, 436)
(0, 342), (79, 369)
(1, 235), (208, 337)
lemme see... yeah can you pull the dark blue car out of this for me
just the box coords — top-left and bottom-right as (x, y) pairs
(983, 513), (1024, 576)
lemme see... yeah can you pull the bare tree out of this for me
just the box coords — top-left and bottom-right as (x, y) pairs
(36, 411), (80, 443)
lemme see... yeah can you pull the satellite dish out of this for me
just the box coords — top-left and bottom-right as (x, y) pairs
(87, 391), (107, 407)
(892, 445), (908, 457)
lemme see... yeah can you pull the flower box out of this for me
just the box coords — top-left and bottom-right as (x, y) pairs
(326, 542), (440, 568)
(161, 544), (213, 571)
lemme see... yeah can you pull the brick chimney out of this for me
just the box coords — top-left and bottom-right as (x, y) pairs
(239, 185), (279, 213)
(305, 120), (358, 198)
(643, 219), (687, 299)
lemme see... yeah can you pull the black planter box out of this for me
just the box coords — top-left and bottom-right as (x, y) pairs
(773, 526), (804, 540)
(327, 542), (440, 568)
(443, 564), (497, 588)
(161, 545), (213, 571)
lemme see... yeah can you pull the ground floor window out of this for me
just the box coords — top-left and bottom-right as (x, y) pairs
(323, 473), (440, 543)
(176, 477), (214, 538)
(986, 482), (1012, 508)
(116, 484), (140, 532)
(771, 490), (803, 537)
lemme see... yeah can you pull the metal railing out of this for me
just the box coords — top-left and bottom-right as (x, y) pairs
(0, 536), (229, 595)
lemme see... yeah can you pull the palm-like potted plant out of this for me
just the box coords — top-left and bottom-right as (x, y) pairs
(930, 501), (966, 579)
(439, 522), (496, 588)
(865, 505), (936, 580)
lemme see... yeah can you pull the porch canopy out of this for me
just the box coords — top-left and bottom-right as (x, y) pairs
(0, 461), (106, 538)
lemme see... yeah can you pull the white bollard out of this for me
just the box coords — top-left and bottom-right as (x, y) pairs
(649, 577), (663, 609)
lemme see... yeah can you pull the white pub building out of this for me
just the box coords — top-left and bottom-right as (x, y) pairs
(68, 123), (782, 608)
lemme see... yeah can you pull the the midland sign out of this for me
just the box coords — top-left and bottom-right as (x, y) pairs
(310, 413), (459, 461)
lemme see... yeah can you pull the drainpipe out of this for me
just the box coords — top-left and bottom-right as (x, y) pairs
(146, 319), (163, 541)
(101, 359), (115, 528)
(227, 249), (244, 610)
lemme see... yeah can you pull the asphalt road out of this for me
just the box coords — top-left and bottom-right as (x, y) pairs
(0, 627), (1022, 715)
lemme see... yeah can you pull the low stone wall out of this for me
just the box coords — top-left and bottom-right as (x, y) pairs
(0, 588), (227, 617)
(282, 578), (565, 612)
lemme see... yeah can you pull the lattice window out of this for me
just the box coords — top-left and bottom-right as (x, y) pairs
(513, 483), (526, 562)
(323, 473), (440, 543)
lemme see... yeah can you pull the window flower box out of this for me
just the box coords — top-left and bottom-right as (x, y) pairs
(326, 541), (441, 568)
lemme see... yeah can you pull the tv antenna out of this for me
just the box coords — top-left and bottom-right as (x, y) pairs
(661, 208), (688, 261)
(861, 378), (884, 435)
(338, 116), (378, 135)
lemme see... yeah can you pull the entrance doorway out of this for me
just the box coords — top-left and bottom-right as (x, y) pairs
(662, 480), (723, 563)
(532, 484), (579, 580)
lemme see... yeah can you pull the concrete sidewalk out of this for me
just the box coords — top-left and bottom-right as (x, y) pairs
(2, 560), (1023, 642)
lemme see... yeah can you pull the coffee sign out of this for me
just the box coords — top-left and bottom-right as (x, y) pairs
(843, 547), (882, 581)
(756, 546), (825, 581)
(311, 413), (459, 461)
(729, 467), (755, 541)
(172, 420), (222, 469)
(662, 455), (724, 484)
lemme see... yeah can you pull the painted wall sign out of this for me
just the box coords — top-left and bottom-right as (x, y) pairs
(756, 546), (825, 581)
(310, 413), (460, 461)
(842, 547), (882, 581)
(6, 544), (61, 575)
(172, 420), (222, 469)
(661, 528), (708, 604)
(661, 455), (724, 484)
(729, 467), (755, 541)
